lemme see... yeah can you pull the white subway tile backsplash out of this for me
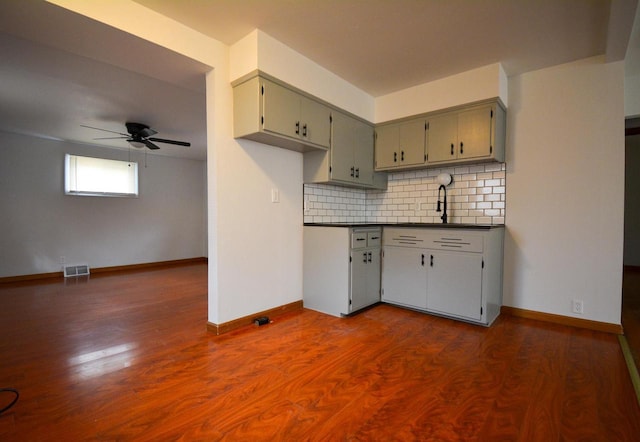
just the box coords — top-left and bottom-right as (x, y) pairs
(303, 163), (507, 225)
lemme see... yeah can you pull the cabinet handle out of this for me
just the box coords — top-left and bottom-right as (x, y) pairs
(363, 252), (368, 263)
(368, 252), (372, 263)
(371, 236), (379, 240)
(350, 166), (355, 177)
(303, 123), (308, 137)
(401, 151), (404, 161)
(355, 168), (359, 178)
(430, 255), (434, 267)
(450, 143), (454, 155)
(460, 141), (464, 154)
(394, 152), (397, 162)
(295, 121), (300, 135)
(421, 254), (425, 266)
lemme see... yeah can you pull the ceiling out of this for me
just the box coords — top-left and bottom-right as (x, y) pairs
(0, 0), (638, 161)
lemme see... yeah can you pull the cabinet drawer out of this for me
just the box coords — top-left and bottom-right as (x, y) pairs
(427, 233), (483, 253)
(352, 232), (368, 249)
(384, 228), (429, 247)
(367, 232), (381, 247)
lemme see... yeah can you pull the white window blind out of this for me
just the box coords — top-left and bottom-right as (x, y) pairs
(65, 154), (138, 197)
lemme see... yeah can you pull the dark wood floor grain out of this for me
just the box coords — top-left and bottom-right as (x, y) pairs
(1, 263), (639, 441)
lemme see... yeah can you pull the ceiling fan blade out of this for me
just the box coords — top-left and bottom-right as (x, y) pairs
(81, 124), (128, 136)
(143, 139), (161, 150)
(148, 137), (191, 147)
(92, 136), (129, 140)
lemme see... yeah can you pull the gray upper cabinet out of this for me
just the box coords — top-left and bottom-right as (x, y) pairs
(233, 75), (331, 152)
(374, 99), (506, 171)
(304, 111), (387, 189)
(427, 101), (506, 165)
(375, 119), (427, 170)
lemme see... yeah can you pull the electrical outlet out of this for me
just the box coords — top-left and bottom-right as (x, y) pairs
(572, 299), (584, 314)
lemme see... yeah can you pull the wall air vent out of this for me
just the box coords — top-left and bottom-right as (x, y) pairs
(64, 264), (90, 278)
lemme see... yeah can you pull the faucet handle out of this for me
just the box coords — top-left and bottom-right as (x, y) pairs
(436, 200), (441, 212)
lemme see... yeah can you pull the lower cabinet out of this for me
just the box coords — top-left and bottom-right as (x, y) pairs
(381, 227), (504, 326)
(304, 226), (381, 317)
(426, 251), (483, 321)
(380, 247), (427, 309)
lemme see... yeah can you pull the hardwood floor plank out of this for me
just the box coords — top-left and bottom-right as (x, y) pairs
(1, 264), (639, 440)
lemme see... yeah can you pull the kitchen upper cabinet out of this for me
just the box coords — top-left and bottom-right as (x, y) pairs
(427, 101), (506, 165)
(304, 111), (387, 189)
(375, 119), (426, 170)
(233, 74), (331, 152)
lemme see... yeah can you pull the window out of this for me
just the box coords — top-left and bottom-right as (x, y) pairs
(65, 154), (138, 197)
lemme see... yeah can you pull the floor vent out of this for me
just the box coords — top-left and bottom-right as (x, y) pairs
(64, 264), (90, 277)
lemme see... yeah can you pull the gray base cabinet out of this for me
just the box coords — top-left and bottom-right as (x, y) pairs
(304, 226), (381, 317)
(381, 227), (504, 326)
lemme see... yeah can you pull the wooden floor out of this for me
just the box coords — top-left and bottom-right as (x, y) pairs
(1, 263), (639, 441)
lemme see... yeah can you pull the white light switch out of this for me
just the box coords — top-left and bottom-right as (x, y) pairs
(271, 188), (280, 203)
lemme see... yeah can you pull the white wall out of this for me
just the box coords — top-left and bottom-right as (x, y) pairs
(0, 131), (206, 277)
(504, 57), (625, 324)
(231, 30), (375, 121)
(375, 63), (508, 123)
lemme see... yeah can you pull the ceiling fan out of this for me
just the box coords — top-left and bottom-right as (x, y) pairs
(81, 122), (191, 150)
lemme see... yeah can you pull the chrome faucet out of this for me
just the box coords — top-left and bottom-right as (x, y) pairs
(437, 184), (448, 224)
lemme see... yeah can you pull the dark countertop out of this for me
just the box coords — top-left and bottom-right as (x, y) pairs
(304, 223), (504, 230)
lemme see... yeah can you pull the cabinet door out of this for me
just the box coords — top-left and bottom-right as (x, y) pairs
(262, 80), (300, 139)
(375, 124), (399, 169)
(301, 96), (331, 148)
(330, 112), (356, 182)
(427, 112), (458, 164)
(399, 119), (426, 166)
(457, 106), (492, 160)
(426, 251), (483, 321)
(366, 248), (381, 306)
(381, 247), (427, 309)
(353, 119), (375, 186)
(350, 249), (370, 312)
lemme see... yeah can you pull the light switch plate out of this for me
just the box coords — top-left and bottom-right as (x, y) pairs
(271, 188), (280, 203)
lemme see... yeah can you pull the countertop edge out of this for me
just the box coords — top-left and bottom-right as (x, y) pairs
(304, 223), (505, 230)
